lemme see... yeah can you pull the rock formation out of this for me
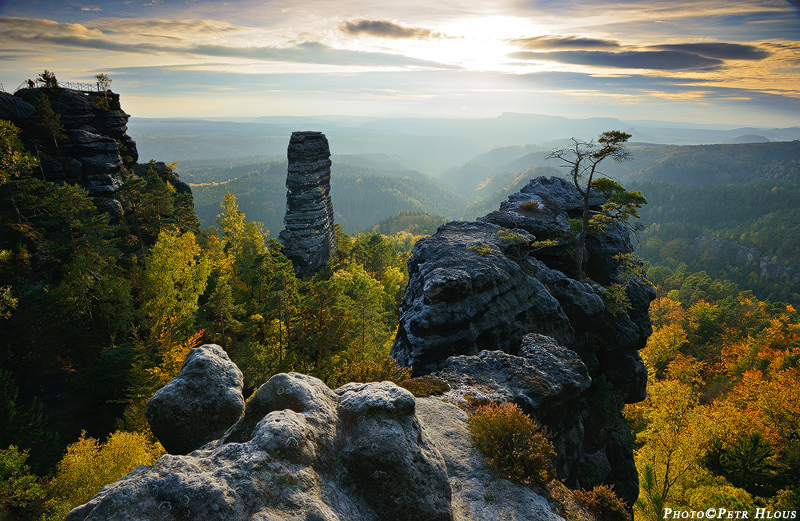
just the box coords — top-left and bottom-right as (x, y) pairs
(64, 176), (653, 518)
(391, 175), (655, 502)
(279, 131), (336, 277)
(145, 345), (245, 455)
(68, 372), (454, 521)
(0, 87), (191, 220)
(1, 88), (137, 197)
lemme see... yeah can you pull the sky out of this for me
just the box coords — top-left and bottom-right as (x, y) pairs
(1, 0), (799, 125)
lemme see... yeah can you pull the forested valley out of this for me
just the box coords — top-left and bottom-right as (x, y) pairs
(2, 114), (800, 519)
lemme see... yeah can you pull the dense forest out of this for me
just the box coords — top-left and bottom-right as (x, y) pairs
(2, 108), (800, 520)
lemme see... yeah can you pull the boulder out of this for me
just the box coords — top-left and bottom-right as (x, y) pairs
(146, 344), (244, 455)
(69, 373), (455, 521)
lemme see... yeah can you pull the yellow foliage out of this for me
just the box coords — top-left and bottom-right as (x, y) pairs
(649, 297), (687, 329)
(41, 430), (162, 520)
(640, 323), (688, 377)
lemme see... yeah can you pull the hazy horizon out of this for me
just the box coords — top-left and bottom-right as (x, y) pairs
(2, 0), (799, 126)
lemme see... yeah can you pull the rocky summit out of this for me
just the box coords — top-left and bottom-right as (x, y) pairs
(68, 346), (454, 521)
(279, 131), (336, 277)
(391, 175), (655, 502)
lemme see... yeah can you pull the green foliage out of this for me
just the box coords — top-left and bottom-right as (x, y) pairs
(0, 370), (60, 474)
(369, 210), (445, 236)
(601, 282), (630, 315)
(468, 402), (556, 486)
(574, 485), (631, 521)
(140, 229), (210, 344)
(467, 243), (493, 255)
(37, 70), (58, 89)
(95, 73), (111, 92)
(34, 93), (66, 156)
(634, 180), (800, 306)
(601, 253), (650, 314)
(703, 432), (780, 497)
(0, 445), (43, 510)
(548, 131), (636, 280)
(0, 120), (38, 182)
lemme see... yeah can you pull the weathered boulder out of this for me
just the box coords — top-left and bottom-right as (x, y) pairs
(69, 373), (455, 521)
(146, 344), (245, 455)
(279, 131), (336, 277)
(417, 398), (566, 521)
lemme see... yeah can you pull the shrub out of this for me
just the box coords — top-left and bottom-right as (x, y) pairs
(466, 243), (493, 256)
(40, 430), (162, 520)
(574, 484), (631, 521)
(518, 200), (541, 212)
(401, 377), (450, 397)
(467, 402), (556, 486)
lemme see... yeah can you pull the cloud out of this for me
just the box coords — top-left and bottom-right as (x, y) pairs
(81, 7), (102, 11)
(0, 18), (458, 69)
(509, 35), (622, 50)
(509, 50), (723, 70)
(340, 19), (443, 39)
(89, 17), (244, 37)
(189, 41), (460, 68)
(650, 43), (770, 60)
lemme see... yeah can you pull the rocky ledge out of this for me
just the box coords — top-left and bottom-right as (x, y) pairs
(67, 342), (588, 521)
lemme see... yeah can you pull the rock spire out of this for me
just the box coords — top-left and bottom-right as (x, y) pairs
(278, 131), (336, 277)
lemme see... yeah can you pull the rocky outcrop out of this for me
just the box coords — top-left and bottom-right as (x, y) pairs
(429, 334), (591, 482)
(391, 175), (655, 502)
(145, 344), (245, 455)
(279, 131), (336, 277)
(68, 372), (454, 521)
(1, 88), (137, 197)
(417, 398), (566, 521)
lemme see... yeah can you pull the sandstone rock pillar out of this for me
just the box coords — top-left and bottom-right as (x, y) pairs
(278, 131), (336, 277)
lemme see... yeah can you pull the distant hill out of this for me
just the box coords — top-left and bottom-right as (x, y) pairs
(185, 156), (468, 235)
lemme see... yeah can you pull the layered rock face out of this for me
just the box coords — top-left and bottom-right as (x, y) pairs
(0, 88), (137, 197)
(68, 367), (454, 521)
(391, 176), (655, 502)
(279, 131), (336, 277)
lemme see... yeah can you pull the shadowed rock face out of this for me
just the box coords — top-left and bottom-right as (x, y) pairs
(278, 131), (336, 277)
(68, 373), (453, 521)
(391, 176), (655, 503)
(392, 176), (654, 400)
